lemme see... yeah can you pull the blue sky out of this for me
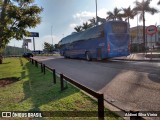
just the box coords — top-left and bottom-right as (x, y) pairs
(8, 0), (160, 50)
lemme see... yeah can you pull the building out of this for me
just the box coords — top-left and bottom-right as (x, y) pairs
(130, 25), (160, 49)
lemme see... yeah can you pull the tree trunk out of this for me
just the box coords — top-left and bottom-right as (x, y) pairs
(143, 11), (146, 51)
(0, 0), (9, 64)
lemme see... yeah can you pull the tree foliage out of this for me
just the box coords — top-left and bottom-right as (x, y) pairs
(89, 17), (96, 27)
(74, 16), (106, 33)
(122, 6), (137, 24)
(82, 22), (92, 30)
(0, 0), (42, 63)
(43, 42), (54, 53)
(106, 7), (122, 21)
(74, 25), (82, 32)
(133, 0), (158, 47)
(0, 0), (43, 50)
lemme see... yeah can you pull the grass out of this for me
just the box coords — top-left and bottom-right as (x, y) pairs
(0, 58), (123, 120)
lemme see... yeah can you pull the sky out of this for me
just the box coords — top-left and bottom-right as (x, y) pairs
(8, 0), (160, 50)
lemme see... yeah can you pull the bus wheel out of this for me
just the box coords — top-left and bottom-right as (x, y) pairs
(64, 52), (68, 58)
(85, 52), (91, 61)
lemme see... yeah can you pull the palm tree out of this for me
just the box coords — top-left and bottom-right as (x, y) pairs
(122, 6), (137, 25)
(89, 16), (106, 26)
(106, 7), (122, 21)
(74, 25), (82, 32)
(97, 16), (106, 24)
(82, 22), (92, 30)
(133, 0), (158, 49)
(89, 17), (96, 27)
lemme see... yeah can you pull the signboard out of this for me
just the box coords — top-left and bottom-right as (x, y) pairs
(146, 25), (157, 36)
(23, 41), (28, 46)
(24, 39), (31, 43)
(29, 32), (39, 37)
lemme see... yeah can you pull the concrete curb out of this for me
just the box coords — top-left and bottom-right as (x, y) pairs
(112, 59), (160, 62)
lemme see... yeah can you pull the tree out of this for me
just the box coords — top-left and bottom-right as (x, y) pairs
(82, 22), (92, 30)
(54, 44), (59, 49)
(43, 42), (54, 53)
(133, 0), (158, 50)
(106, 7), (122, 21)
(74, 25), (82, 32)
(158, 1), (160, 5)
(89, 17), (96, 27)
(122, 6), (137, 25)
(0, 0), (43, 64)
(97, 16), (106, 24)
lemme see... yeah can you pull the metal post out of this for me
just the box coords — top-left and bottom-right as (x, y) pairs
(95, 0), (98, 26)
(53, 69), (56, 84)
(51, 26), (53, 47)
(36, 61), (38, 67)
(151, 35), (153, 60)
(41, 63), (43, 73)
(43, 64), (45, 74)
(32, 59), (33, 64)
(60, 74), (64, 91)
(33, 37), (35, 51)
(98, 94), (104, 120)
(34, 60), (37, 67)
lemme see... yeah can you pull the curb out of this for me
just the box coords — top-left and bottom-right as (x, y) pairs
(112, 59), (160, 62)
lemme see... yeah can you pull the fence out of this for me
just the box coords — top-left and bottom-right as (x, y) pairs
(30, 58), (104, 120)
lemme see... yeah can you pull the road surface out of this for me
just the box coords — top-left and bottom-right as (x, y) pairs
(32, 56), (160, 114)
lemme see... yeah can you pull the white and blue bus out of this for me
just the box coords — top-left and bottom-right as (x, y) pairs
(59, 21), (130, 60)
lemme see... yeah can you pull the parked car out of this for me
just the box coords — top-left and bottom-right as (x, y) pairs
(23, 53), (33, 57)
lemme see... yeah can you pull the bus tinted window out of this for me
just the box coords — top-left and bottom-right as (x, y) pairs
(60, 25), (104, 45)
(112, 23), (127, 33)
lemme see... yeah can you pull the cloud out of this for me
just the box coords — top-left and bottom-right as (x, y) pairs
(69, 23), (78, 28)
(73, 11), (95, 19)
(113, 0), (134, 8)
(73, 8), (108, 20)
(70, 8), (108, 29)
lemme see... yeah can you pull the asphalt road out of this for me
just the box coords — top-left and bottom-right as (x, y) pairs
(33, 56), (160, 113)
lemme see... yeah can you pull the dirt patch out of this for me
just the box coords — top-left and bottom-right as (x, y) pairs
(0, 77), (20, 87)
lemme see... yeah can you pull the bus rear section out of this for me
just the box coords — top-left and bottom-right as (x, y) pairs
(105, 21), (130, 58)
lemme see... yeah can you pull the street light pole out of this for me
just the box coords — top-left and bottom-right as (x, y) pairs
(95, 0), (98, 26)
(51, 25), (53, 46)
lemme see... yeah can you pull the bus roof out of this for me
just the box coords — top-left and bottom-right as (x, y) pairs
(59, 24), (104, 45)
(59, 21), (127, 45)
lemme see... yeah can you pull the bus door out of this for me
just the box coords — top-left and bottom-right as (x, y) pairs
(97, 48), (102, 60)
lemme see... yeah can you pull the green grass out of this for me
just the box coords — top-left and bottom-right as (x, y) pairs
(0, 58), (123, 120)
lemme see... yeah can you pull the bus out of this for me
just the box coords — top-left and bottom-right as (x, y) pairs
(59, 21), (130, 60)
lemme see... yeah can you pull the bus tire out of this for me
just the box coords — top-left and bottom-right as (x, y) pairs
(64, 52), (68, 58)
(85, 52), (91, 61)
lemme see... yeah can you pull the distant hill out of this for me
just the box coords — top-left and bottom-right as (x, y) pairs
(2, 46), (31, 56)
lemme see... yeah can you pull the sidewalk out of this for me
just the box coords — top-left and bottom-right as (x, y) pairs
(111, 52), (160, 62)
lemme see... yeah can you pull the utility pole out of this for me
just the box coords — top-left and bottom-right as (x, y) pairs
(51, 25), (53, 46)
(95, 0), (98, 26)
(136, 10), (139, 52)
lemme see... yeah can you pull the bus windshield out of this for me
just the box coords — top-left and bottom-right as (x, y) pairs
(112, 22), (127, 33)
